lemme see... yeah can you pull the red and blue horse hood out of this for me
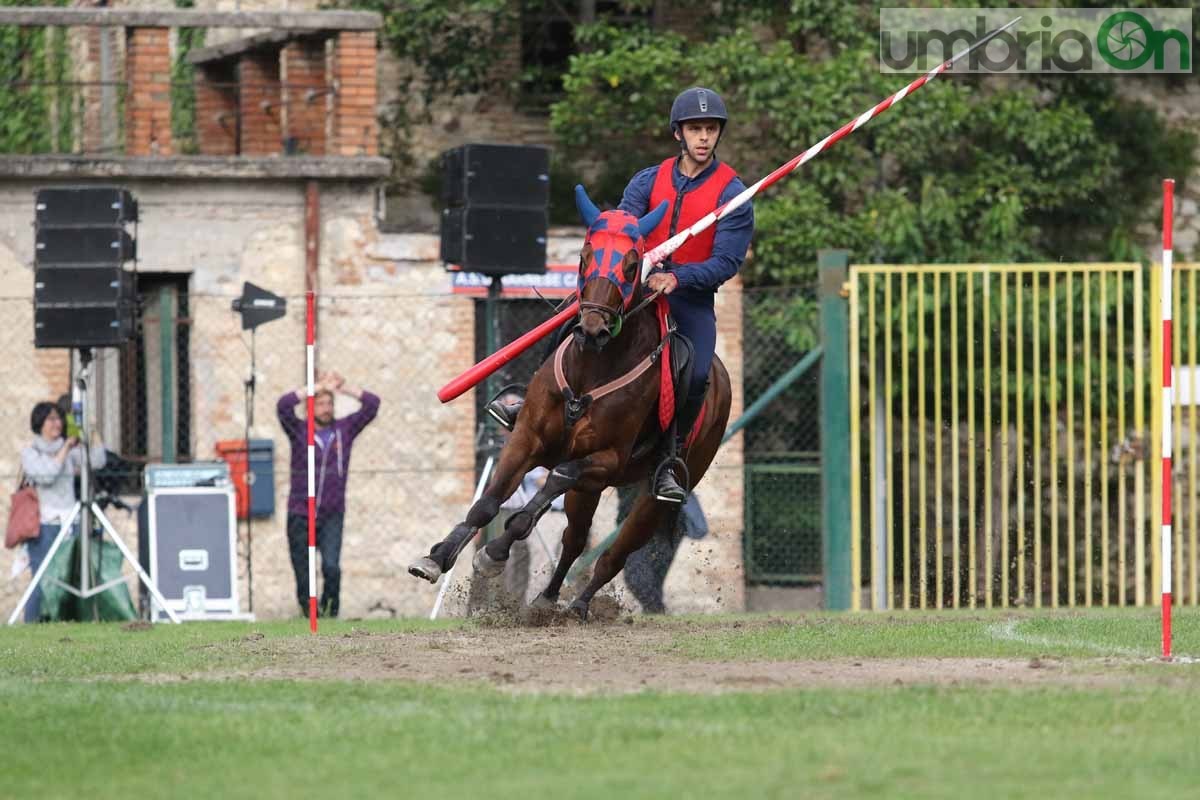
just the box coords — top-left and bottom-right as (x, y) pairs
(575, 184), (668, 309)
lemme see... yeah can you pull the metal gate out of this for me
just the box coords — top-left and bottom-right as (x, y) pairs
(845, 262), (1200, 610)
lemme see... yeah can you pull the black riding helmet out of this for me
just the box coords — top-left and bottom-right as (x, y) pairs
(669, 87), (729, 134)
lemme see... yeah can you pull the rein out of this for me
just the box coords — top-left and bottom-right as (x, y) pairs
(556, 292), (672, 427)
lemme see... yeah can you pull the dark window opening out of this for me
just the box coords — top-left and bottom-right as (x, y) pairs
(120, 273), (192, 463)
(519, 1), (655, 108)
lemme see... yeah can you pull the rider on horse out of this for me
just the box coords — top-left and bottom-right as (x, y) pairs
(487, 86), (755, 504)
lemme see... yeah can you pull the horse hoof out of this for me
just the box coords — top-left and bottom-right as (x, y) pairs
(408, 557), (442, 584)
(567, 601), (589, 622)
(472, 547), (506, 578)
(530, 594), (559, 612)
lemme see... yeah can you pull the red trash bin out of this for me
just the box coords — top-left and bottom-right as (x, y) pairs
(215, 439), (251, 519)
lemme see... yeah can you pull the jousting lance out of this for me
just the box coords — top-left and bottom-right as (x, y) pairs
(437, 16), (1022, 404)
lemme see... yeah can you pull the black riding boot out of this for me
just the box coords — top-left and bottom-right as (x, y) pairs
(485, 396), (524, 431)
(653, 382), (708, 504)
(484, 320), (577, 431)
(484, 384), (526, 431)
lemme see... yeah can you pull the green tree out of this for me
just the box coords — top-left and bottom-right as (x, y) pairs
(548, 6), (1195, 467)
(551, 25), (1194, 279)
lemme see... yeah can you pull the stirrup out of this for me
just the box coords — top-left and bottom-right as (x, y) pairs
(485, 384), (526, 431)
(486, 398), (523, 431)
(653, 456), (690, 504)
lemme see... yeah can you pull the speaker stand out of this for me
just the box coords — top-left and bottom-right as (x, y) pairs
(7, 350), (179, 624)
(241, 327), (259, 613)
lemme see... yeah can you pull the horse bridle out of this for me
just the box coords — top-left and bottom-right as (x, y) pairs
(577, 288), (627, 338)
(576, 275), (664, 341)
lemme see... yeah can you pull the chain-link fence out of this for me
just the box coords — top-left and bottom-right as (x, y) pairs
(740, 287), (822, 585)
(1, 285), (480, 621)
(1, 281), (828, 619)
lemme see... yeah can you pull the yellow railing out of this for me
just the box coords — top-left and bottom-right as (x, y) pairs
(848, 262), (1200, 610)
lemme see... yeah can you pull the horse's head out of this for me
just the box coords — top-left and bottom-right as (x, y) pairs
(574, 184), (668, 351)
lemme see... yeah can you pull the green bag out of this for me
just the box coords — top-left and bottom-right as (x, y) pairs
(37, 532), (137, 622)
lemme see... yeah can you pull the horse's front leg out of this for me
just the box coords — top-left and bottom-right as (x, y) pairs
(568, 491), (672, 621)
(407, 432), (538, 583)
(473, 457), (588, 577)
(535, 488), (602, 609)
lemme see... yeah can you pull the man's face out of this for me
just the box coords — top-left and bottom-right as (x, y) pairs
(314, 392), (335, 427)
(676, 119), (722, 163)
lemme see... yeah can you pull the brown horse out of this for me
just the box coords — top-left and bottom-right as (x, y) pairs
(408, 185), (732, 620)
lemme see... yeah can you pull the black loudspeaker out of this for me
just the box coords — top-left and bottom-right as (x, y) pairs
(34, 267), (132, 306)
(442, 144), (550, 208)
(35, 304), (135, 348)
(441, 206), (548, 274)
(36, 187), (138, 227)
(35, 227), (136, 264)
(33, 185), (138, 349)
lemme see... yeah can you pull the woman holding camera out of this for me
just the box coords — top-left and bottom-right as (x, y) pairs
(18, 401), (105, 622)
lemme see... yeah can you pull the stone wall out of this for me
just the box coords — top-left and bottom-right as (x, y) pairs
(1123, 79), (1200, 259)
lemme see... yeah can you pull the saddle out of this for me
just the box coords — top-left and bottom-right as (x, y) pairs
(662, 327), (694, 424)
(548, 298), (703, 460)
(624, 326), (694, 463)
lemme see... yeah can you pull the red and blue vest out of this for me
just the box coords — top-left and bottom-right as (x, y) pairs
(645, 157), (738, 265)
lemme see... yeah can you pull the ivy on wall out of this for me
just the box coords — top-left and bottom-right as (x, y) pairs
(169, 0), (206, 154)
(0, 0), (73, 153)
(170, 30), (206, 154)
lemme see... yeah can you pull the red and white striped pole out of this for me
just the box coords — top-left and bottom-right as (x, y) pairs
(306, 291), (318, 634)
(1162, 179), (1175, 660)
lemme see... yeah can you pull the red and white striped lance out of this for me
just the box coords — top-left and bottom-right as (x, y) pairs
(1162, 179), (1175, 660)
(437, 16), (1021, 404)
(640, 17), (1022, 276)
(306, 291), (318, 634)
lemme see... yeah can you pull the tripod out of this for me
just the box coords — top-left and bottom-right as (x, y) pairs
(7, 350), (180, 625)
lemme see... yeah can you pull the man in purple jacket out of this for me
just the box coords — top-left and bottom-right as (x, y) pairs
(277, 371), (380, 617)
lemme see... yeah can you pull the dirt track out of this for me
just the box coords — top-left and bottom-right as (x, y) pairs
(155, 611), (1156, 695)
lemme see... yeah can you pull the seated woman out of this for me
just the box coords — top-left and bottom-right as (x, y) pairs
(18, 401), (106, 623)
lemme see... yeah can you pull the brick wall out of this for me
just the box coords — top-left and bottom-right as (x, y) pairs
(125, 26), (173, 156)
(195, 64), (238, 156)
(238, 53), (282, 156)
(282, 39), (327, 156)
(331, 31), (377, 156)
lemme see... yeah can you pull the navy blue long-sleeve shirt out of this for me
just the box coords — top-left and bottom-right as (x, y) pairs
(618, 157), (754, 304)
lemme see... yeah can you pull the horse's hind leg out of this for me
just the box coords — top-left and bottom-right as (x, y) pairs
(535, 488), (602, 608)
(568, 493), (672, 620)
(408, 437), (536, 583)
(473, 459), (586, 577)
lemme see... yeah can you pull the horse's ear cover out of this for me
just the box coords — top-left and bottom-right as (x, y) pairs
(638, 200), (669, 238)
(575, 184), (601, 228)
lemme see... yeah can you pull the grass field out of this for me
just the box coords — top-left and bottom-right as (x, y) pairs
(2, 608), (1198, 799)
